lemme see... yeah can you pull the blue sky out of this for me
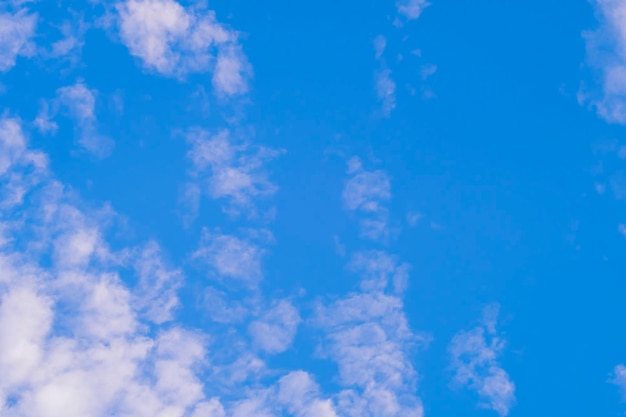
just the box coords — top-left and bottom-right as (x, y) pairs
(1, 0), (626, 416)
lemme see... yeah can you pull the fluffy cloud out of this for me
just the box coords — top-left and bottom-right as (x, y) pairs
(396, 0), (430, 21)
(375, 68), (396, 117)
(193, 229), (269, 286)
(611, 364), (626, 397)
(186, 128), (283, 217)
(0, 7), (36, 72)
(132, 241), (183, 324)
(116, 0), (250, 95)
(582, 0), (626, 123)
(249, 299), (301, 354)
(0, 117), (220, 417)
(55, 81), (114, 157)
(0, 118), (27, 176)
(315, 251), (425, 417)
(448, 304), (516, 416)
(277, 371), (339, 417)
(374, 35), (386, 60)
(342, 157), (392, 240)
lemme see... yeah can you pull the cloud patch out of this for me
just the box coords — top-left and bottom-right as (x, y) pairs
(185, 128), (283, 217)
(342, 157), (392, 241)
(0, 7), (36, 73)
(582, 0), (626, 123)
(448, 304), (516, 416)
(116, 0), (250, 95)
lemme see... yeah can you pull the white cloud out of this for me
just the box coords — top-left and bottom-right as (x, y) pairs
(420, 63), (437, 80)
(186, 128), (283, 216)
(277, 371), (339, 417)
(342, 157), (392, 240)
(348, 251), (410, 294)
(249, 299), (301, 354)
(582, 0), (626, 123)
(202, 286), (251, 324)
(376, 68), (396, 117)
(0, 117), (223, 417)
(406, 211), (423, 227)
(132, 241), (183, 324)
(611, 364), (626, 397)
(47, 18), (88, 63)
(56, 81), (114, 157)
(448, 304), (516, 416)
(34, 101), (58, 135)
(315, 249), (425, 417)
(374, 35), (387, 60)
(193, 229), (268, 286)
(0, 117), (27, 176)
(116, 0), (250, 95)
(213, 44), (251, 97)
(0, 8), (36, 72)
(396, 0), (430, 21)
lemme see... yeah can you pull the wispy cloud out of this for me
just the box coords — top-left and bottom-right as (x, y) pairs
(55, 81), (114, 157)
(396, 0), (430, 21)
(582, 0), (626, 123)
(115, 0), (251, 95)
(0, 7), (36, 72)
(0, 116), (223, 417)
(132, 241), (183, 324)
(611, 364), (626, 398)
(448, 304), (516, 416)
(249, 299), (301, 354)
(277, 371), (339, 417)
(193, 228), (270, 287)
(0, 117), (28, 176)
(185, 128), (283, 218)
(374, 35), (387, 60)
(375, 68), (397, 117)
(315, 250), (425, 417)
(342, 157), (392, 241)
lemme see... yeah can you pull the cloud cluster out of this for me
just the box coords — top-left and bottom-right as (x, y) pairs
(583, 0), (626, 123)
(35, 81), (114, 157)
(116, 0), (250, 95)
(396, 0), (430, 21)
(448, 305), (516, 416)
(185, 128), (283, 217)
(0, 6), (36, 73)
(315, 250), (425, 417)
(342, 157), (392, 241)
(0, 116), (223, 417)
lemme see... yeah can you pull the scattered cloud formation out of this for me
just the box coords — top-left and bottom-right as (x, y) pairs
(0, 7), (36, 72)
(116, 0), (250, 95)
(406, 211), (423, 227)
(448, 304), (516, 416)
(374, 35), (387, 60)
(375, 68), (397, 117)
(276, 371), (339, 417)
(193, 229), (269, 286)
(611, 364), (626, 397)
(342, 157), (392, 240)
(0, 118), (28, 176)
(249, 299), (301, 354)
(185, 128), (283, 217)
(132, 241), (183, 324)
(582, 0), (626, 123)
(396, 0), (430, 21)
(0, 116), (223, 417)
(315, 250), (425, 417)
(54, 81), (114, 157)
